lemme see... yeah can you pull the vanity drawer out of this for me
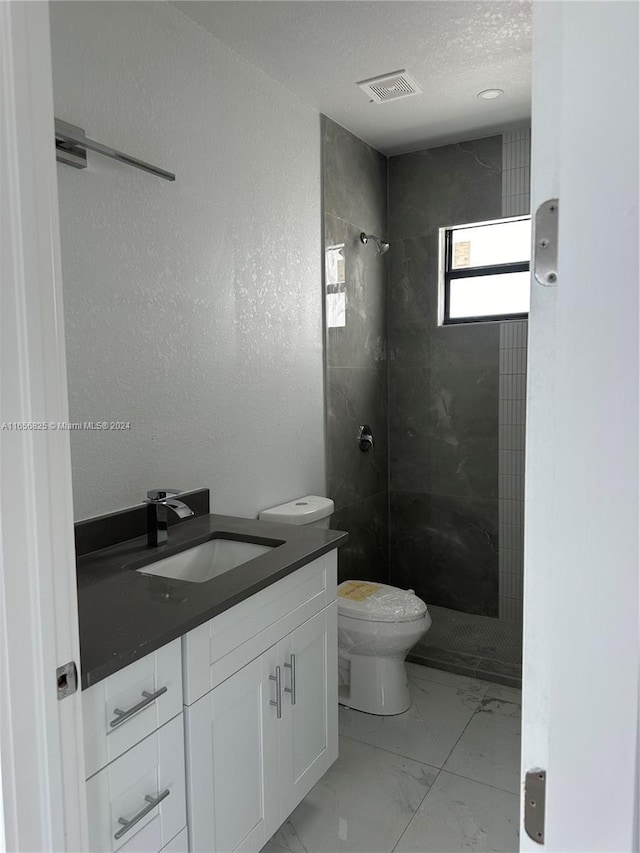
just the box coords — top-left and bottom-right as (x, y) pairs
(183, 551), (337, 705)
(111, 821), (187, 853)
(84, 639), (182, 778)
(86, 714), (186, 853)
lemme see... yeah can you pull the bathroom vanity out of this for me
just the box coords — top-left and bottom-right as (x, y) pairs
(76, 502), (345, 853)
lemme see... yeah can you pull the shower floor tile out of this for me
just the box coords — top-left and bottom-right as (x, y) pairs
(409, 604), (523, 688)
(262, 663), (521, 853)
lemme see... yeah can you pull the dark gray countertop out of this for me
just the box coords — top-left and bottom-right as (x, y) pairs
(77, 513), (347, 689)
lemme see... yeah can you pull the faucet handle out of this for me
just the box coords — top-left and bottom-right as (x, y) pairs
(146, 488), (181, 503)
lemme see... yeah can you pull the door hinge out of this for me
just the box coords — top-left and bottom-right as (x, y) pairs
(56, 661), (78, 700)
(524, 768), (546, 844)
(534, 199), (559, 286)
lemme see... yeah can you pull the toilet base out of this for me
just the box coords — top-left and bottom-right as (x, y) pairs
(338, 653), (411, 716)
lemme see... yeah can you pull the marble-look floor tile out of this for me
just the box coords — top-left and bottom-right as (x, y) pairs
(406, 662), (489, 698)
(444, 697), (522, 793)
(393, 771), (519, 853)
(483, 682), (522, 704)
(339, 673), (481, 768)
(267, 736), (437, 853)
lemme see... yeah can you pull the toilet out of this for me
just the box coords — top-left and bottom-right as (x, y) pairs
(259, 495), (432, 717)
(336, 581), (431, 715)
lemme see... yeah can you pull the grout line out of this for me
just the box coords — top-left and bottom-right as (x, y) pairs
(337, 731), (431, 766)
(439, 697), (485, 770)
(390, 766), (443, 853)
(390, 685), (490, 853)
(437, 767), (521, 798)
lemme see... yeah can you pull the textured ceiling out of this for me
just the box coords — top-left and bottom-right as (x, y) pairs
(174, 0), (532, 154)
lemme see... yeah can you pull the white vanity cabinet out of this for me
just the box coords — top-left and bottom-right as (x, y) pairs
(183, 551), (338, 853)
(82, 639), (187, 853)
(82, 548), (339, 853)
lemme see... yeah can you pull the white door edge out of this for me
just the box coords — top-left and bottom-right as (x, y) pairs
(523, 1), (639, 850)
(0, 2), (88, 850)
(520, 4), (561, 844)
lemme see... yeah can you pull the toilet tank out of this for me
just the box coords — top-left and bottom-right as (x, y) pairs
(258, 496), (334, 528)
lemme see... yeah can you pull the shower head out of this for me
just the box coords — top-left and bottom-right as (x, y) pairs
(360, 232), (390, 255)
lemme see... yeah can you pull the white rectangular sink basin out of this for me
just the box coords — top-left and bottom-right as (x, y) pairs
(136, 538), (276, 584)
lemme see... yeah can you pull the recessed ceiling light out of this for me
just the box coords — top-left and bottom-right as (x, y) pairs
(478, 89), (504, 101)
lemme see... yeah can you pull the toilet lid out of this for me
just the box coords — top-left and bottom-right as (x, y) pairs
(337, 581), (427, 623)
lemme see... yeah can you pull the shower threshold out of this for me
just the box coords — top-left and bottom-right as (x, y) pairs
(408, 604), (522, 689)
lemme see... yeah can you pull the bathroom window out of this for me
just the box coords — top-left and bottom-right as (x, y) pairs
(440, 216), (531, 324)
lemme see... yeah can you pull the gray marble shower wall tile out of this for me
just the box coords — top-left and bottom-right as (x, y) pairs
(326, 366), (388, 510)
(387, 235), (434, 367)
(331, 491), (389, 585)
(387, 136), (503, 240)
(325, 213), (387, 368)
(390, 491), (499, 617)
(389, 370), (498, 499)
(323, 117), (387, 237)
(387, 237), (500, 368)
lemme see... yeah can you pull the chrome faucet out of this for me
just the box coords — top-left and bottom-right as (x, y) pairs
(145, 489), (195, 547)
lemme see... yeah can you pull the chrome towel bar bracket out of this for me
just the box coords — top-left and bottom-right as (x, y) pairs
(54, 118), (175, 182)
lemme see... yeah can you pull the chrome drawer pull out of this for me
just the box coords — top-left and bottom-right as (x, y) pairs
(109, 686), (168, 728)
(284, 654), (296, 705)
(269, 666), (282, 719)
(114, 789), (170, 840)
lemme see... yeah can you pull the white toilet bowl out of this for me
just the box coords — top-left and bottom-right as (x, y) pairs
(257, 499), (431, 717)
(337, 581), (431, 716)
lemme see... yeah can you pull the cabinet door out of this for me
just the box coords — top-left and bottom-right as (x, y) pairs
(185, 646), (280, 853)
(279, 602), (338, 816)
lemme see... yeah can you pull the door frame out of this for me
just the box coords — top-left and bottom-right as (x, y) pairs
(0, 2), (88, 850)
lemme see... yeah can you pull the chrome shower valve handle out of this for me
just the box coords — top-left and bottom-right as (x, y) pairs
(357, 425), (374, 452)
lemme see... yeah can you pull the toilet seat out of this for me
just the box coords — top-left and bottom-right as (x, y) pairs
(337, 581), (427, 623)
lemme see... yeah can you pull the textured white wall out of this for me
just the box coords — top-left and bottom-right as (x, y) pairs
(50, 2), (324, 520)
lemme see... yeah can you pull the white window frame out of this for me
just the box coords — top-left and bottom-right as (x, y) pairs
(438, 214), (531, 325)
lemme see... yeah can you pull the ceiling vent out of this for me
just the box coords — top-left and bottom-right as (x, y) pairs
(357, 70), (423, 105)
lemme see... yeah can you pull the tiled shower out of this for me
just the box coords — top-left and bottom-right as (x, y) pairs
(323, 117), (531, 686)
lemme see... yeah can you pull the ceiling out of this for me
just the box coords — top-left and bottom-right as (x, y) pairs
(174, 1), (532, 155)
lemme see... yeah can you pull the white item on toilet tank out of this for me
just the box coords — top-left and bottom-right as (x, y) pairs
(258, 495), (334, 528)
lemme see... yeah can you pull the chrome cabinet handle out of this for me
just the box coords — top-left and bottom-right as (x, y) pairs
(284, 654), (296, 705)
(109, 686), (168, 729)
(269, 666), (282, 719)
(114, 789), (170, 840)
